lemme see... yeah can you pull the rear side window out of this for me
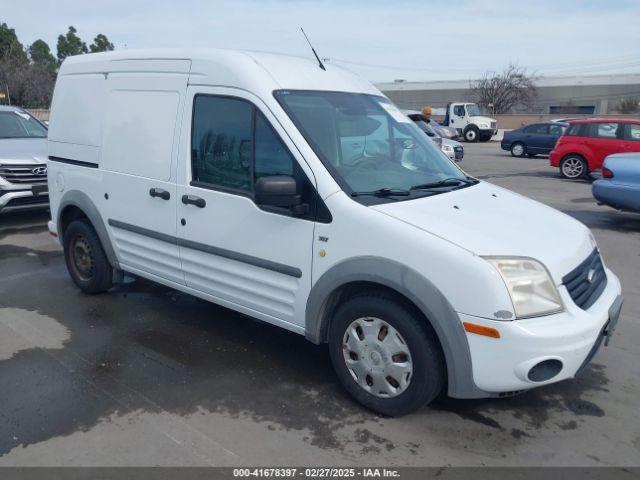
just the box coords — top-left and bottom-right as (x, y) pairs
(587, 122), (620, 139)
(624, 124), (640, 141)
(524, 124), (548, 134)
(565, 124), (582, 136)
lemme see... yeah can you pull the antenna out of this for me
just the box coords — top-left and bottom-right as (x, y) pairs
(300, 28), (326, 71)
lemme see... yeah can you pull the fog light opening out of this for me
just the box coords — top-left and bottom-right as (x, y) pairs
(527, 359), (563, 382)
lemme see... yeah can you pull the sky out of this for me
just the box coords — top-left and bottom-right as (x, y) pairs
(4, 0), (640, 82)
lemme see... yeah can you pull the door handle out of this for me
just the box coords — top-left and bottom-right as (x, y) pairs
(182, 194), (206, 208)
(149, 188), (170, 200)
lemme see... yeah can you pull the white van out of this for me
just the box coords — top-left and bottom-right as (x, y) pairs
(47, 49), (622, 416)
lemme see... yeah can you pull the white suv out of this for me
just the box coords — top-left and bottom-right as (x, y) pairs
(0, 106), (49, 213)
(46, 49), (622, 416)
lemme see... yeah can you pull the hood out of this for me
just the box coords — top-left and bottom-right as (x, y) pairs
(0, 138), (47, 163)
(372, 182), (594, 283)
(469, 115), (496, 125)
(441, 138), (462, 148)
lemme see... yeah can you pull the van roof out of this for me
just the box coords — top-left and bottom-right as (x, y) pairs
(59, 48), (380, 97)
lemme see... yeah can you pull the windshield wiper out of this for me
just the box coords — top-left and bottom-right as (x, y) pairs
(351, 187), (410, 197)
(410, 177), (477, 191)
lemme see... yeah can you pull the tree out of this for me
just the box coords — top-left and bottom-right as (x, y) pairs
(0, 22), (27, 63)
(470, 64), (538, 114)
(57, 26), (88, 63)
(89, 34), (114, 53)
(616, 97), (640, 114)
(28, 39), (57, 72)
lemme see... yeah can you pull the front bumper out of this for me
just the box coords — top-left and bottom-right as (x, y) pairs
(0, 186), (49, 213)
(461, 268), (622, 393)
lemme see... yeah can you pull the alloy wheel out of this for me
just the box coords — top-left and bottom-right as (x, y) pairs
(562, 157), (585, 178)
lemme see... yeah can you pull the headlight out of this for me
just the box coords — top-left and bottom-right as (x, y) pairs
(484, 257), (563, 318)
(478, 123), (489, 129)
(442, 145), (453, 152)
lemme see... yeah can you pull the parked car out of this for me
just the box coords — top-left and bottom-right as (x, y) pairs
(48, 49), (622, 416)
(441, 102), (497, 142)
(0, 106), (49, 213)
(592, 153), (640, 213)
(429, 118), (459, 140)
(404, 111), (464, 161)
(501, 122), (568, 157)
(550, 118), (640, 179)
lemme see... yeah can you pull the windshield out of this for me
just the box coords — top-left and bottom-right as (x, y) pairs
(466, 104), (481, 117)
(274, 91), (468, 202)
(412, 118), (439, 137)
(0, 110), (47, 139)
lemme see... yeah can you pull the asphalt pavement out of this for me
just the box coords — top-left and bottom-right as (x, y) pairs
(0, 142), (638, 466)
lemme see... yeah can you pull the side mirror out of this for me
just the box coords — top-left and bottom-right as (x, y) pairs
(255, 175), (308, 215)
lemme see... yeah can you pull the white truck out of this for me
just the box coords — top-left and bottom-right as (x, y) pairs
(442, 102), (497, 142)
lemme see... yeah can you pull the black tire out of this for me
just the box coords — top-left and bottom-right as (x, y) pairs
(63, 218), (113, 294)
(560, 154), (588, 179)
(463, 126), (479, 142)
(510, 142), (526, 157)
(328, 292), (445, 417)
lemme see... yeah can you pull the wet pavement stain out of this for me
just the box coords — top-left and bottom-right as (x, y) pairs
(0, 244), (61, 264)
(0, 242), (616, 458)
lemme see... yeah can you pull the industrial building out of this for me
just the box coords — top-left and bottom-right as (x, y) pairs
(377, 73), (640, 115)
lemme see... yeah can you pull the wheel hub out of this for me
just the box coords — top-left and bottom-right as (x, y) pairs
(342, 317), (413, 398)
(70, 235), (94, 281)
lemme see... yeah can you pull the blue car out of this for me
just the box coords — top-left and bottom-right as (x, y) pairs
(501, 122), (568, 157)
(592, 153), (640, 213)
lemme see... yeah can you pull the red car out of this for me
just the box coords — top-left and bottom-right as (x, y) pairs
(549, 118), (640, 179)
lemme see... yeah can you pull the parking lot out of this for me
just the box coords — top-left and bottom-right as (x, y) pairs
(0, 141), (638, 467)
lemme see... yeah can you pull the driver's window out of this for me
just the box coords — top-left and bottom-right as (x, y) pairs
(453, 105), (465, 117)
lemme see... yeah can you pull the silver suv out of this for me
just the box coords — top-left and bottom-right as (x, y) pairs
(0, 106), (49, 213)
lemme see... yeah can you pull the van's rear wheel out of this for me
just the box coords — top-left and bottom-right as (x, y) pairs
(328, 293), (444, 416)
(63, 219), (113, 294)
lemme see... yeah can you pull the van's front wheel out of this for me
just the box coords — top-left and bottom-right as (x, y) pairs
(328, 293), (444, 416)
(63, 219), (113, 294)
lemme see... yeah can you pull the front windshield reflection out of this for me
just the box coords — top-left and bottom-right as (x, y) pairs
(275, 91), (469, 201)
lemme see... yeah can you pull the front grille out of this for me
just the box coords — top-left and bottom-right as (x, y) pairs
(491, 121), (497, 129)
(0, 164), (48, 184)
(454, 146), (464, 159)
(6, 195), (49, 207)
(562, 249), (607, 310)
